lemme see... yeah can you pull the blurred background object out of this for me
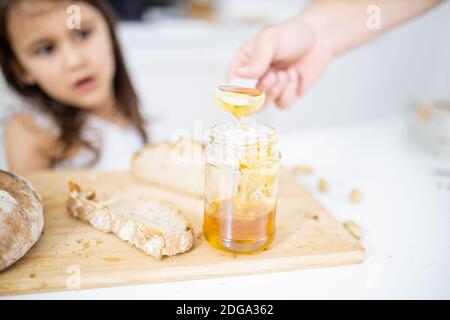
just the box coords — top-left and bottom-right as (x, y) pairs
(108, 0), (147, 20)
(108, 0), (177, 21)
(412, 99), (450, 158)
(106, 0), (300, 24)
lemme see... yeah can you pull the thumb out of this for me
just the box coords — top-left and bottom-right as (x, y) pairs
(237, 31), (276, 79)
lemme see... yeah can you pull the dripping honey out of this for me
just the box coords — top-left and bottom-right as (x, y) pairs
(215, 85), (265, 119)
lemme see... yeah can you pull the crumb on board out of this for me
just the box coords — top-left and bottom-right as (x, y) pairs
(342, 220), (363, 239)
(318, 178), (328, 193)
(349, 188), (362, 204)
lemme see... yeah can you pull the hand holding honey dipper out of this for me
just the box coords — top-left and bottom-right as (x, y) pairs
(227, 0), (441, 109)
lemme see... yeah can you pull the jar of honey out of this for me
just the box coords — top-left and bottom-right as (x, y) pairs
(203, 85), (281, 254)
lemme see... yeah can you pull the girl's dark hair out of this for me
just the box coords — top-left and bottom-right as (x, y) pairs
(0, 0), (148, 166)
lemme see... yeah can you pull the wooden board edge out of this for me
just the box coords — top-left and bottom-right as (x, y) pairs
(0, 249), (365, 297)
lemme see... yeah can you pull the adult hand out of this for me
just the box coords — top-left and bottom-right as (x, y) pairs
(227, 0), (441, 109)
(227, 18), (333, 109)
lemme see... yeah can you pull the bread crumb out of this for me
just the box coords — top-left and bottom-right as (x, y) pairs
(29, 272), (36, 279)
(349, 188), (362, 204)
(342, 220), (363, 239)
(318, 178), (328, 192)
(417, 105), (431, 122)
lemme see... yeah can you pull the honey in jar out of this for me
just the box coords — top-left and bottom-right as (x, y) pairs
(203, 85), (280, 254)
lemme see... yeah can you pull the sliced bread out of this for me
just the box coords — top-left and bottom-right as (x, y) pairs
(131, 139), (205, 198)
(67, 181), (194, 260)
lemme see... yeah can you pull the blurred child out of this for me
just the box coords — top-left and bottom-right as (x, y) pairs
(0, 0), (148, 174)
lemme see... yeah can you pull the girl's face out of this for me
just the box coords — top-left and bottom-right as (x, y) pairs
(7, 0), (116, 110)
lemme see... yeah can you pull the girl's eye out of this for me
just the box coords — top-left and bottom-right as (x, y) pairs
(74, 28), (92, 41)
(35, 44), (54, 56)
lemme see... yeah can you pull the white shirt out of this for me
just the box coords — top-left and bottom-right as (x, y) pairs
(17, 105), (144, 170)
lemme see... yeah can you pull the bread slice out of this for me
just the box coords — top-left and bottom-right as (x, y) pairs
(131, 139), (205, 198)
(67, 181), (194, 260)
(0, 170), (44, 271)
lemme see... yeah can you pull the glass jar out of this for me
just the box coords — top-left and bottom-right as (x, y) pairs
(203, 122), (281, 254)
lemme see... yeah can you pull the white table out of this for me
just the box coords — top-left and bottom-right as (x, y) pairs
(2, 113), (449, 299)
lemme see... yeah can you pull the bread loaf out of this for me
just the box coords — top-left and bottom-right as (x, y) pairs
(131, 139), (205, 198)
(0, 170), (44, 271)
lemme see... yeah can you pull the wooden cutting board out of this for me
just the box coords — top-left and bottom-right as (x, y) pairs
(0, 169), (364, 296)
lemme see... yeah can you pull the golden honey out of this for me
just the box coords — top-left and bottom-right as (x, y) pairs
(203, 199), (276, 254)
(214, 85), (265, 119)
